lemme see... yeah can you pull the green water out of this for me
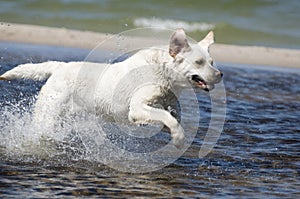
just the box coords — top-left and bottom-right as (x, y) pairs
(1, 0), (300, 48)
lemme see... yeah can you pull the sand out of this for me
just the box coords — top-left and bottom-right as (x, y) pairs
(1, 22), (300, 68)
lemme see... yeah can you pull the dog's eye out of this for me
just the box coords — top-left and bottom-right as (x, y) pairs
(195, 59), (204, 65)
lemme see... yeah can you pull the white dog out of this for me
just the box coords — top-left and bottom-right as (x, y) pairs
(0, 29), (222, 147)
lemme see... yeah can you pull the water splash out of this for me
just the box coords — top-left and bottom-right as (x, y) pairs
(0, 95), (186, 172)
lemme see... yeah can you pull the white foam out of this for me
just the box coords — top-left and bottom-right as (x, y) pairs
(133, 17), (215, 32)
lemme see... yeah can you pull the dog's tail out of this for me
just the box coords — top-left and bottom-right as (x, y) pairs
(0, 61), (66, 81)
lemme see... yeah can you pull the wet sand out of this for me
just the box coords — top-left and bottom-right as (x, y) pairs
(1, 22), (300, 68)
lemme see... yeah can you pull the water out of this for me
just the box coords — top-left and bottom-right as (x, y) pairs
(0, 41), (299, 197)
(1, 0), (300, 49)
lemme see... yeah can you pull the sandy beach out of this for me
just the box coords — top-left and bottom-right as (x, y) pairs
(1, 22), (300, 68)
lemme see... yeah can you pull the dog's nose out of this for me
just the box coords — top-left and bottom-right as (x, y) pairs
(216, 70), (223, 78)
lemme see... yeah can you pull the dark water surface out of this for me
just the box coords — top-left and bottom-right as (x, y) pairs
(0, 42), (299, 198)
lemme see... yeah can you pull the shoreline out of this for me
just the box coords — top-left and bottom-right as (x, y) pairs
(1, 22), (300, 68)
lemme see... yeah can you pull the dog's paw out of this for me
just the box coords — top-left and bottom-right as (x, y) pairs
(171, 125), (185, 149)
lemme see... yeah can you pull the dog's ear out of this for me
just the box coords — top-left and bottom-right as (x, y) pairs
(169, 29), (191, 58)
(198, 31), (214, 52)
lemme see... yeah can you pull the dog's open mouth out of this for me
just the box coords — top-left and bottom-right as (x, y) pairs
(191, 75), (209, 91)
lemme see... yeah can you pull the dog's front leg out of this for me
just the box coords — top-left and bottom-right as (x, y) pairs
(128, 86), (185, 148)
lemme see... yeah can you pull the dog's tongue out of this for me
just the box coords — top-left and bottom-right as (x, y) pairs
(196, 79), (207, 88)
(198, 81), (206, 86)
(191, 75), (209, 91)
(197, 81), (209, 91)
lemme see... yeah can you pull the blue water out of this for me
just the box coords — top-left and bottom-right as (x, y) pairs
(0, 41), (299, 198)
(1, 0), (300, 48)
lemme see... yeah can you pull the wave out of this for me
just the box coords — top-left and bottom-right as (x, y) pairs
(133, 17), (215, 32)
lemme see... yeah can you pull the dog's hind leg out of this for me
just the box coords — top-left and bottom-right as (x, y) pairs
(128, 86), (185, 148)
(32, 81), (71, 141)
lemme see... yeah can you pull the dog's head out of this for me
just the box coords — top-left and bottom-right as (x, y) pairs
(169, 29), (223, 91)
